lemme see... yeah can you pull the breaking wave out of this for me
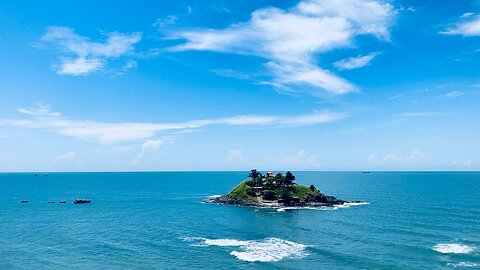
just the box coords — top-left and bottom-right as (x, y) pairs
(277, 202), (369, 212)
(433, 244), (475, 254)
(184, 237), (308, 262)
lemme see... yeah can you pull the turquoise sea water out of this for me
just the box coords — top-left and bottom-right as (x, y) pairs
(0, 172), (479, 269)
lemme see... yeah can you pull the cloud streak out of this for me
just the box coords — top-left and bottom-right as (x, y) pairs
(0, 106), (347, 144)
(54, 152), (77, 163)
(441, 14), (480, 36)
(400, 112), (456, 117)
(333, 52), (380, 70)
(40, 26), (142, 75)
(168, 0), (395, 95)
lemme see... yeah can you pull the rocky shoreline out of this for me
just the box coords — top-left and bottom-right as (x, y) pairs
(205, 194), (363, 208)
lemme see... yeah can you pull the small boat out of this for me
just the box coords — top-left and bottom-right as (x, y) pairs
(48, 201), (55, 204)
(74, 199), (91, 204)
(362, 171), (371, 174)
(59, 201), (66, 204)
(20, 200), (28, 203)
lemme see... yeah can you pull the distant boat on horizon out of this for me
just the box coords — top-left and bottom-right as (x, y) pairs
(74, 199), (91, 204)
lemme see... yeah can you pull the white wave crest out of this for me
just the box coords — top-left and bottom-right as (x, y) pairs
(204, 238), (250, 247)
(342, 202), (370, 206)
(276, 202), (369, 212)
(433, 244), (475, 254)
(447, 262), (480, 268)
(185, 237), (308, 262)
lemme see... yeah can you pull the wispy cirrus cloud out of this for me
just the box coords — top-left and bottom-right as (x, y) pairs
(39, 26), (142, 75)
(400, 112), (455, 117)
(333, 52), (380, 70)
(168, 0), (396, 95)
(153, 15), (178, 31)
(444, 90), (465, 98)
(441, 13), (480, 36)
(17, 104), (60, 117)
(0, 105), (347, 144)
(54, 151), (77, 163)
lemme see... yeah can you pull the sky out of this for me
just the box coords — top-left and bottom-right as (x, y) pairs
(0, 0), (479, 172)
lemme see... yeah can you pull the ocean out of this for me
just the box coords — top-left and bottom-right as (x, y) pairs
(0, 172), (479, 269)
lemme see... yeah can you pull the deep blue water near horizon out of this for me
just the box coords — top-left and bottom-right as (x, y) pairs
(0, 172), (479, 269)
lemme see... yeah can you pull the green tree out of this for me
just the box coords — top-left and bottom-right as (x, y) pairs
(248, 169), (261, 180)
(262, 190), (276, 200)
(285, 171), (295, 185)
(279, 187), (293, 205)
(274, 173), (284, 188)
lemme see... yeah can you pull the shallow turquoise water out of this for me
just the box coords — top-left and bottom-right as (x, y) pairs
(0, 172), (479, 269)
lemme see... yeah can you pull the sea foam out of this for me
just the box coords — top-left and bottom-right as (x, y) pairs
(185, 237), (308, 262)
(433, 244), (475, 254)
(276, 202), (369, 212)
(447, 262), (480, 268)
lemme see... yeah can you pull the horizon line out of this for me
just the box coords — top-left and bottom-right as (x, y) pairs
(1, 170), (479, 173)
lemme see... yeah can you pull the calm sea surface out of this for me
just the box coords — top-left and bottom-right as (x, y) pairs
(0, 172), (479, 269)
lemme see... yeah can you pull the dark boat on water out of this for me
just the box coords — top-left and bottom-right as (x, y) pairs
(74, 199), (91, 204)
(20, 200), (28, 203)
(59, 201), (66, 204)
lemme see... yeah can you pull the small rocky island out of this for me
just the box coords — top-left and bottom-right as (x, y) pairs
(208, 170), (362, 208)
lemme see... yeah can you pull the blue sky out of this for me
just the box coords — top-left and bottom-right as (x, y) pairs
(0, 0), (479, 171)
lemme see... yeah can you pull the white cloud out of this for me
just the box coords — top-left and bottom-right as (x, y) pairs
(41, 26), (142, 75)
(54, 152), (77, 163)
(441, 14), (480, 36)
(17, 104), (60, 117)
(399, 5), (416, 12)
(279, 149), (320, 168)
(400, 112), (454, 117)
(333, 52), (380, 70)
(153, 15), (178, 30)
(406, 149), (426, 162)
(116, 60), (138, 75)
(169, 0), (395, 95)
(226, 149), (243, 163)
(57, 58), (104, 75)
(0, 105), (346, 144)
(462, 13), (475, 18)
(452, 160), (473, 167)
(444, 90), (465, 98)
(368, 150), (426, 166)
(389, 94), (405, 100)
(133, 139), (163, 164)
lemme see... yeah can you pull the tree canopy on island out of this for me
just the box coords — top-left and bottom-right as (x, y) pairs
(246, 169), (297, 189)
